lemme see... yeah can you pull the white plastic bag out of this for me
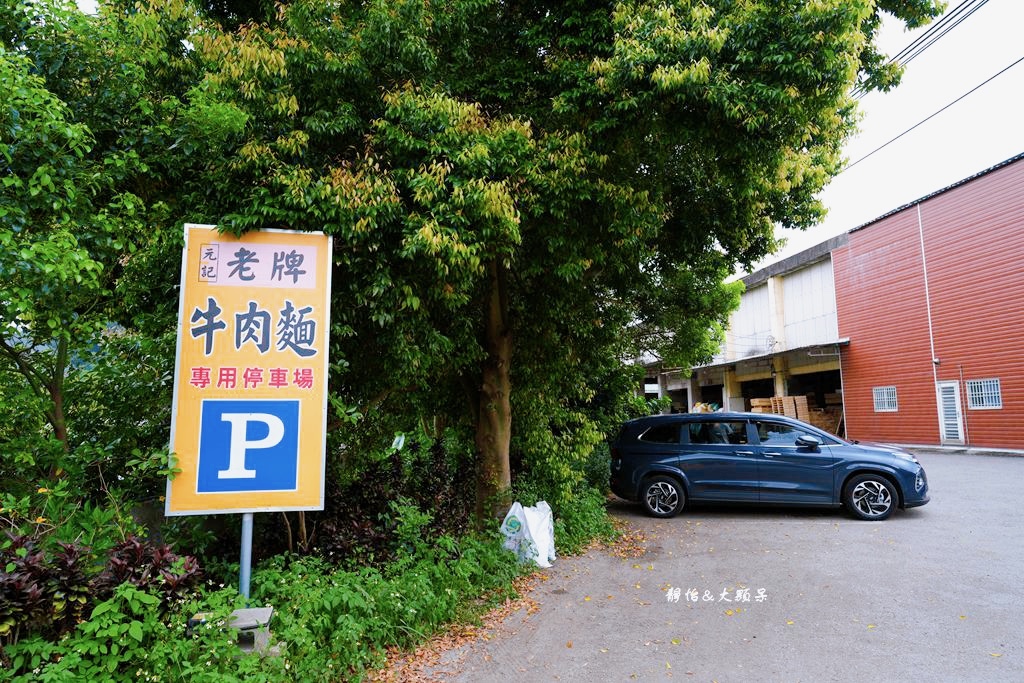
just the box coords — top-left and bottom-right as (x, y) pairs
(500, 501), (556, 568)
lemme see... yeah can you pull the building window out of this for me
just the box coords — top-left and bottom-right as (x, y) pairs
(966, 378), (1002, 409)
(872, 386), (898, 412)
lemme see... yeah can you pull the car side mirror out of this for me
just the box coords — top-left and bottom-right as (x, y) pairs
(795, 435), (822, 449)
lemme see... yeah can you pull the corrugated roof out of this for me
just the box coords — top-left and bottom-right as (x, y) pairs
(741, 151), (1024, 284)
(848, 151), (1024, 234)
(742, 233), (847, 288)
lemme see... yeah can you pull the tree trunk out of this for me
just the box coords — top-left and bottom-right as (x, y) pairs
(48, 336), (70, 453)
(475, 259), (513, 521)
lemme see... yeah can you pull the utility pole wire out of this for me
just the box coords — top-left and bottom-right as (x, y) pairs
(852, 0), (989, 99)
(845, 54), (1024, 171)
(891, 0), (989, 66)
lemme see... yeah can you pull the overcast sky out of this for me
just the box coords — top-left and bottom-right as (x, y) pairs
(755, 0), (1024, 271)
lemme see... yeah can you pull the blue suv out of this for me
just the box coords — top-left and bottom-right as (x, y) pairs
(610, 412), (929, 520)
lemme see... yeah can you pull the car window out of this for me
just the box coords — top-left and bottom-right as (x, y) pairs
(755, 421), (817, 447)
(688, 421), (748, 445)
(639, 423), (681, 444)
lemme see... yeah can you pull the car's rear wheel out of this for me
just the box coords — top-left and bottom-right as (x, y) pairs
(642, 476), (685, 518)
(843, 474), (897, 521)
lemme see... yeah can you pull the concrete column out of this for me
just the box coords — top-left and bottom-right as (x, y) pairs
(766, 276), (787, 353)
(772, 356), (789, 397)
(723, 366), (745, 412)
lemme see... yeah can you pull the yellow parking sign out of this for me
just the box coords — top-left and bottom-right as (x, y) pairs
(166, 225), (332, 515)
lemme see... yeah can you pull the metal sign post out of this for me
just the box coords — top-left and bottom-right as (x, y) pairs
(240, 512), (254, 599)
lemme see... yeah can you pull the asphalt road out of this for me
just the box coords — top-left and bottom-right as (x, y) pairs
(436, 450), (1023, 682)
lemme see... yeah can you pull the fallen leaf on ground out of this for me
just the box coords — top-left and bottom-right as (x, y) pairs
(369, 573), (543, 682)
(608, 520), (649, 558)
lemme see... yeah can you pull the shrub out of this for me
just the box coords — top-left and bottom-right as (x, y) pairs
(3, 507), (524, 682)
(0, 533), (201, 657)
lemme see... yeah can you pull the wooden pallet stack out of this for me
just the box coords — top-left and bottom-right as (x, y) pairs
(750, 395), (831, 432)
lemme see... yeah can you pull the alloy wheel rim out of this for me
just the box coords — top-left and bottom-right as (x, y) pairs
(646, 482), (678, 514)
(852, 480), (892, 517)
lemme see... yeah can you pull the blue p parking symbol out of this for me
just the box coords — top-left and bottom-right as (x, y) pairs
(196, 399), (300, 493)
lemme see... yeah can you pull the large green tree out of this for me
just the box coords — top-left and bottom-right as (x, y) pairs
(0, 0), (233, 507)
(2, 0), (944, 528)
(176, 0), (941, 517)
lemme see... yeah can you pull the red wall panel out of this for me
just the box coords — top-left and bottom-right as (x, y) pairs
(834, 211), (939, 444)
(921, 161), (1024, 448)
(833, 158), (1024, 449)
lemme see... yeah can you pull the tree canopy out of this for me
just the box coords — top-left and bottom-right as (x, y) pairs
(1, 0), (943, 533)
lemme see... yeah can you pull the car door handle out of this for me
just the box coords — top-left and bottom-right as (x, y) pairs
(762, 452), (782, 458)
(736, 451), (754, 456)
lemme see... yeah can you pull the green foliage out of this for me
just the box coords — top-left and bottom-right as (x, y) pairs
(0, 330), (177, 559)
(1, 1), (946, 673)
(5, 583), (199, 682)
(4, 519), (523, 682)
(249, 521), (523, 680)
(0, 533), (200, 668)
(0, 1), (213, 573)
(554, 487), (618, 554)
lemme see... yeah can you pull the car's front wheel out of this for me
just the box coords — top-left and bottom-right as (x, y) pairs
(843, 474), (898, 521)
(642, 475), (685, 518)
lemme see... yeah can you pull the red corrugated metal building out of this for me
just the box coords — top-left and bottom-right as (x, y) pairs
(833, 153), (1024, 448)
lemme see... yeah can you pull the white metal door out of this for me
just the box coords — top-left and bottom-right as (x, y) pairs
(937, 381), (964, 444)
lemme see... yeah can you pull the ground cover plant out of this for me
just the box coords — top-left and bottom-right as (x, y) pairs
(1, 504), (526, 681)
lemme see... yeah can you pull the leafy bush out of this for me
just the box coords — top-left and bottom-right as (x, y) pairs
(582, 441), (612, 493)
(249, 518), (522, 681)
(310, 429), (476, 566)
(3, 509), (523, 682)
(553, 487), (617, 553)
(5, 584), (243, 683)
(0, 534), (201, 656)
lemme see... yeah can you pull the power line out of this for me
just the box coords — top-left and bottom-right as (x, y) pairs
(852, 0), (990, 99)
(891, 0), (990, 66)
(846, 54), (1024, 171)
